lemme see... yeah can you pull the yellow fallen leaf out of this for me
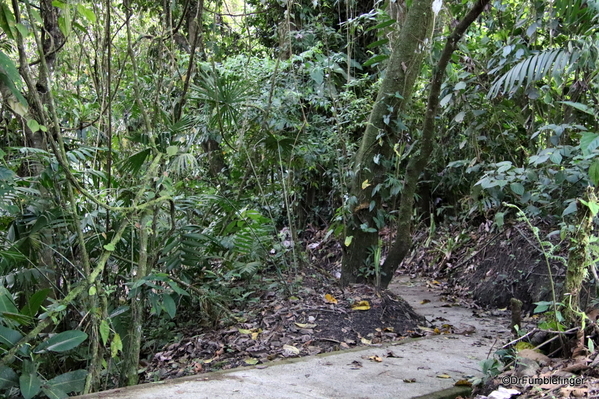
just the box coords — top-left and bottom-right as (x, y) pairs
(436, 374), (451, 379)
(362, 179), (371, 189)
(433, 327), (441, 334)
(368, 355), (382, 362)
(295, 323), (317, 328)
(325, 294), (338, 304)
(360, 337), (372, 345)
(244, 358), (259, 365)
(238, 328), (252, 334)
(420, 299), (431, 304)
(251, 332), (260, 340)
(351, 300), (370, 310)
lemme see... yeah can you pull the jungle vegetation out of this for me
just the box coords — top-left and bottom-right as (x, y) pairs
(0, 0), (598, 395)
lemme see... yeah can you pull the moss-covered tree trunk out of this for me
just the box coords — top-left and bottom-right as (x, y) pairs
(380, 0), (491, 288)
(341, 0), (435, 286)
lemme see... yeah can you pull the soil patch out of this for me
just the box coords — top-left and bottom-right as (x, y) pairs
(142, 276), (427, 382)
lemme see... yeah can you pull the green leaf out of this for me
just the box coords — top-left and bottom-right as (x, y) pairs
(439, 93), (452, 107)
(363, 54), (388, 67)
(166, 146), (178, 156)
(20, 288), (50, 318)
(494, 212), (504, 228)
(76, 4), (96, 23)
(549, 151), (562, 165)
(454, 81), (467, 91)
(579, 132), (599, 155)
(366, 38), (389, 49)
(533, 301), (552, 314)
(580, 199), (599, 216)
(560, 101), (595, 116)
(99, 320), (110, 346)
(27, 119), (40, 133)
(0, 51), (26, 105)
(366, 18), (396, 32)
(510, 182), (525, 196)
(0, 365), (18, 389)
(42, 386), (68, 399)
(454, 111), (465, 123)
(20, 373), (41, 399)
(562, 201), (577, 216)
(103, 243), (115, 251)
(163, 294), (176, 318)
(0, 3), (17, 40)
(2, 312), (32, 326)
(0, 288), (19, 315)
(309, 68), (323, 86)
(344, 236), (353, 247)
(34, 330), (88, 353)
(47, 369), (87, 394)
(110, 332), (122, 358)
(0, 166), (15, 181)
(0, 325), (22, 348)
(51, 1), (67, 9)
(589, 160), (599, 186)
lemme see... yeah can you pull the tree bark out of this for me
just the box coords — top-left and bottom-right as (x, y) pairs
(122, 210), (152, 386)
(342, 0), (435, 286)
(380, 0), (491, 288)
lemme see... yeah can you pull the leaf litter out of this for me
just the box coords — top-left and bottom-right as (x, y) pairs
(142, 270), (426, 382)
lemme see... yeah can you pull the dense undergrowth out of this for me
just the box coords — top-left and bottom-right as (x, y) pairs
(0, 0), (598, 397)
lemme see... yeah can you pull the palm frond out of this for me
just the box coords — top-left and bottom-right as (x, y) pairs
(488, 48), (578, 98)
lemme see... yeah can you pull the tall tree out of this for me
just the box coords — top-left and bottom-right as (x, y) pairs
(380, 0), (491, 288)
(342, 0), (435, 285)
(343, 0), (492, 288)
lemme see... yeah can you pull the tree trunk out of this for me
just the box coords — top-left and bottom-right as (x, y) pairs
(122, 210), (152, 386)
(342, 0), (435, 286)
(380, 0), (491, 288)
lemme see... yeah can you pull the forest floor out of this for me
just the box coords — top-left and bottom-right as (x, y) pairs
(140, 221), (599, 399)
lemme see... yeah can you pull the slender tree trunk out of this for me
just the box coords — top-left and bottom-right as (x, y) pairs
(380, 0), (491, 288)
(122, 210), (152, 386)
(342, 0), (435, 286)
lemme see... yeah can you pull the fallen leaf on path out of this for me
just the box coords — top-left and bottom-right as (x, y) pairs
(282, 344), (300, 356)
(244, 358), (259, 365)
(295, 322), (317, 328)
(368, 355), (382, 362)
(324, 294), (338, 304)
(351, 301), (370, 310)
(403, 378), (416, 383)
(349, 360), (362, 369)
(420, 299), (431, 304)
(436, 374), (451, 379)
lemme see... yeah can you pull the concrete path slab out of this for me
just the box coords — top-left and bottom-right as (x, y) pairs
(78, 277), (510, 399)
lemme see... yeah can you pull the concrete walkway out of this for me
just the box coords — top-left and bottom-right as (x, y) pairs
(78, 278), (510, 399)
